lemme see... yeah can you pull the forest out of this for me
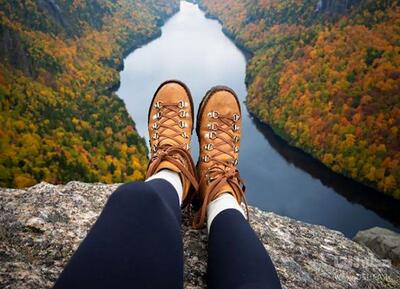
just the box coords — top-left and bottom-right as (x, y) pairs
(198, 0), (400, 199)
(0, 0), (179, 188)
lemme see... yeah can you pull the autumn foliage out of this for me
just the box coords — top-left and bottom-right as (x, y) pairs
(199, 0), (400, 199)
(0, 0), (179, 188)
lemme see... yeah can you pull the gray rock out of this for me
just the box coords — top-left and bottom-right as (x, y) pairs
(354, 227), (400, 267)
(0, 182), (399, 289)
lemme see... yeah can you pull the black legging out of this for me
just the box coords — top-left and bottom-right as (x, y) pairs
(53, 179), (282, 289)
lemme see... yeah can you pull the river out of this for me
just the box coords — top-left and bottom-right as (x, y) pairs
(117, 1), (400, 238)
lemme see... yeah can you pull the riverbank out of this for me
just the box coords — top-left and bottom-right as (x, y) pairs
(249, 115), (400, 230)
(197, 2), (253, 62)
(108, 6), (180, 98)
(1, 181), (399, 288)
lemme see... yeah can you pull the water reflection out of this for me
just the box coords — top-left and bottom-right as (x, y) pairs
(250, 114), (400, 227)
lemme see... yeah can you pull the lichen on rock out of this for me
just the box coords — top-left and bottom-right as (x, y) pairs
(1, 182), (399, 288)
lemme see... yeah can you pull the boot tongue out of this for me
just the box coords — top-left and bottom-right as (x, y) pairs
(159, 138), (178, 147)
(212, 131), (236, 166)
(157, 115), (181, 147)
(216, 144), (234, 164)
(217, 182), (235, 197)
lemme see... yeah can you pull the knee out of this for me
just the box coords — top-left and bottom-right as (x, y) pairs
(108, 181), (160, 205)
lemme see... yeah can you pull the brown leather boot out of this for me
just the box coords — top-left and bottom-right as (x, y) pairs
(194, 86), (247, 228)
(146, 80), (198, 207)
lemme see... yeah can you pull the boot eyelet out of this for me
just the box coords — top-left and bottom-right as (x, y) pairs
(152, 123), (159, 130)
(181, 132), (188, 139)
(207, 111), (219, 119)
(152, 145), (158, 152)
(204, 143), (214, 151)
(206, 131), (217, 140)
(185, 143), (191, 150)
(179, 121), (187, 128)
(178, 100), (186, 108)
(207, 176), (215, 184)
(154, 112), (161, 120)
(154, 102), (162, 109)
(232, 124), (240, 131)
(152, 132), (159, 140)
(234, 146), (239, 153)
(233, 114), (240, 121)
(179, 110), (188, 118)
(232, 159), (238, 165)
(234, 136), (240, 143)
(202, 155), (210, 162)
(207, 123), (217, 131)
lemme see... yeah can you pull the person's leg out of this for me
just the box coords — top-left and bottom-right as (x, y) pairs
(207, 194), (282, 289)
(194, 86), (281, 288)
(53, 174), (183, 289)
(54, 80), (199, 289)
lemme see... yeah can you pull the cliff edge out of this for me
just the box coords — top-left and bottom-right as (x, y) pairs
(0, 182), (399, 288)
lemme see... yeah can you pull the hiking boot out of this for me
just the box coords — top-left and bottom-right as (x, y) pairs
(194, 86), (247, 228)
(146, 80), (198, 206)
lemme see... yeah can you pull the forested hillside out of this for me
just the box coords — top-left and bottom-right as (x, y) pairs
(0, 0), (179, 188)
(199, 0), (400, 199)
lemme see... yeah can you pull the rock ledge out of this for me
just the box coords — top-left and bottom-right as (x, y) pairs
(1, 182), (399, 288)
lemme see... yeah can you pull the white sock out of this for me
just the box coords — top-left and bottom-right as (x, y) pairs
(145, 169), (183, 205)
(207, 193), (246, 233)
